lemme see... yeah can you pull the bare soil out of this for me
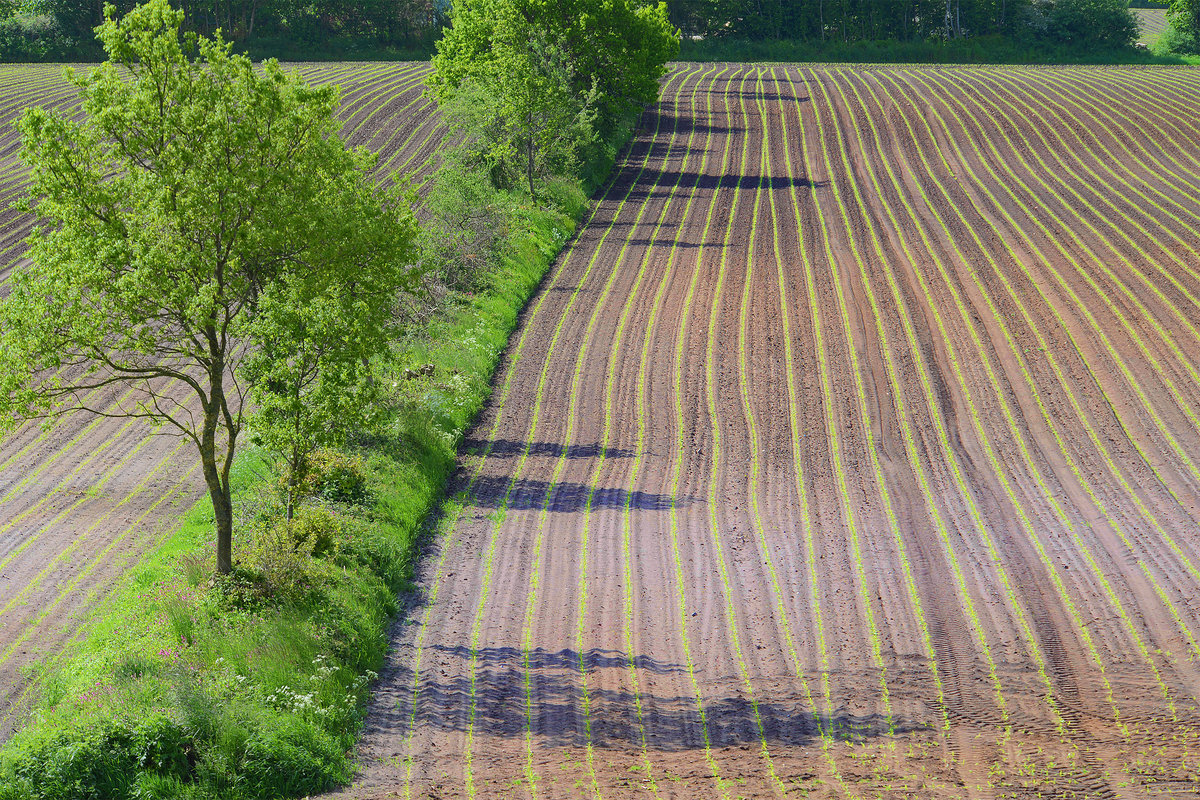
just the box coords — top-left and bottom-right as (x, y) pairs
(336, 64), (1200, 799)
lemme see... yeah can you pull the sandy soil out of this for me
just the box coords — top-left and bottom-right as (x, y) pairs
(334, 64), (1200, 799)
(0, 62), (441, 738)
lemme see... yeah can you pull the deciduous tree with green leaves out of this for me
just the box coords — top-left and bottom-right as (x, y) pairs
(429, 0), (678, 197)
(0, 0), (418, 574)
(1165, 0), (1200, 51)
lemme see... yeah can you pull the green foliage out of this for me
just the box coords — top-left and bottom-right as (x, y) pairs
(418, 154), (512, 294)
(240, 505), (343, 600)
(437, 42), (598, 196)
(676, 30), (1175, 61)
(0, 13), (72, 59)
(1026, 0), (1140, 46)
(0, 716), (192, 800)
(1162, 0), (1200, 50)
(11, 0), (440, 60)
(430, 0), (678, 158)
(302, 450), (371, 506)
(0, 0), (419, 572)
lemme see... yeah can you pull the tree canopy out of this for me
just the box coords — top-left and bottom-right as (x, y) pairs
(0, 0), (418, 573)
(430, 0), (679, 139)
(428, 0), (677, 197)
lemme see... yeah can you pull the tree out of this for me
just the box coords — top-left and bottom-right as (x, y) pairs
(1041, 0), (1139, 46)
(430, 0), (678, 140)
(1163, 0), (1200, 52)
(0, 0), (418, 574)
(436, 15), (598, 196)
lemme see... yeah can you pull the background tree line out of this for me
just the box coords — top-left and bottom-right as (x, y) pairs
(666, 0), (1141, 48)
(1, 0), (444, 59)
(4, 0), (1185, 60)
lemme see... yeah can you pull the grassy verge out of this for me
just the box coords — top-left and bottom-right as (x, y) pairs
(678, 34), (1200, 64)
(0, 130), (611, 799)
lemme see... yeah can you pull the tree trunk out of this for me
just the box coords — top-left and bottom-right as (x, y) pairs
(200, 424), (234, 574)
(203, 332), (236, 574)
(527, 115), (535, 198)
(211, 470), (234, 574)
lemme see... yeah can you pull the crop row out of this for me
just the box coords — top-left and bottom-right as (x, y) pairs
(387, 64), (1200, 798)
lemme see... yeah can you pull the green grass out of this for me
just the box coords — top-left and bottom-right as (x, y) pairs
(0, 128), (606, 800)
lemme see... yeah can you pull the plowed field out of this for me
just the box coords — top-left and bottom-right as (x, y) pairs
(1135, 7), (1169, 46)
(0, 62), (442, 737)
(342, 64), (1200, 799)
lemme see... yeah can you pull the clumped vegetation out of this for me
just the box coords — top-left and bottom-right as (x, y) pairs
(1, 0), (1168, 62)
(0, 0), (674, 796)
(1156, 0), (1200, 52)
(428, 0), (677, 196)
(0, 0), (442, 60)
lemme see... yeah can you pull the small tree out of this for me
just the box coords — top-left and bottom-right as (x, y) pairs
(0, 0), (418, 574)
(435, 16), (598, 197)
(429, 0), (679, 170)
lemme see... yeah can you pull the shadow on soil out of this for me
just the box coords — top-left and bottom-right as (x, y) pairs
(462, 439), (634, 461)
(381, 645), (915, 751)
(466, 474), (686, 512)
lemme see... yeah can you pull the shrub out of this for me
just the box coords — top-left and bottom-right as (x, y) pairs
(239, 505), (344, 601)
(1157, 0), (1200, 52)
(1156, 18), (1200, 51)
(238, 714), (346, 796)
(1026, 0), (1140, 47)
(0, 14), (72, 60)
(294, 450), (370, 506)
(1, 716), (191, 800)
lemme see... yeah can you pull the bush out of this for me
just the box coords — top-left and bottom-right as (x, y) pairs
(295, 450), (370, 506)
(239, 505), (344, 600)
(1157, 0), (1200, 52)
(0, 13), (72, 60)
(1027, 0), (1140, 47)
(1, 716), (191, 800)
(1156, 17), (1200, 51)
(237, 714), (345, 797)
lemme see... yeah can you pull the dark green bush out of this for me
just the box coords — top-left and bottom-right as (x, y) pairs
(1053, 0), (1140, 45)
(2, 716), (191, 800)
(237, 715), (345, 797)
(302, 450), (370, 506)
(0, 14), (72, 60)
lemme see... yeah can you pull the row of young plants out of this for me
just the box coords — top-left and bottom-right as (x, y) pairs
(904, 65), (1200, 698)
(895, 65), (1200, 778)
(827, 65), (1199, 783)
(847, 63), (1132, 735)
(0, 2), (677, 798)
(905, 63), (1200, 649)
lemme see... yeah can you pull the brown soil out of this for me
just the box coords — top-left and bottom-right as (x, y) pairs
(334, 64), (1200, 799)
(0, 62), (440, 739)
